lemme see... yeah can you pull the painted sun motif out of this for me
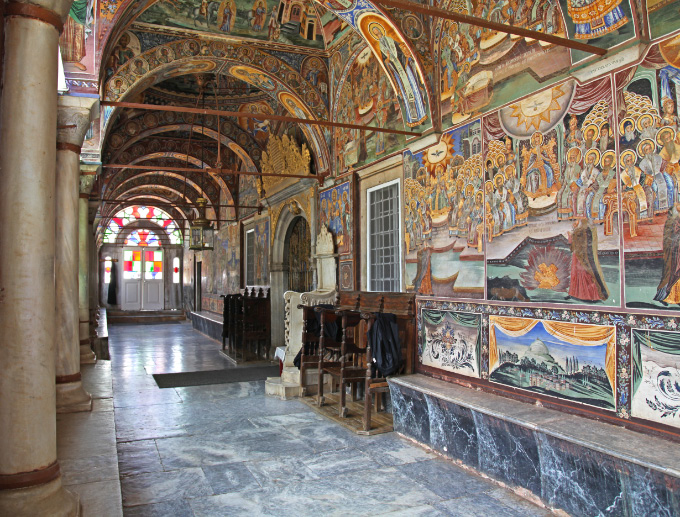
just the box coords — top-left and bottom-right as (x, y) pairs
(508, 85), (566, 132)
(421, 132), (455, 175)
(660, 34), (680, 68)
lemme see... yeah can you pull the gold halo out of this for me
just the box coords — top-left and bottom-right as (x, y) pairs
(619, 149), (637, 167)
(657, 126), (676, 147)
(505, 164), (517, 177)
(465, 183), (475, 196)
(583, 123), (600, 141)
(584, 148), (601, 165)
(636, 113), (654, 132)
(566, 146), (582, 163)
(495, 154), (505, 167)
(619, 117), (635, 135)
(484, 180), (494, 191)
(601, 150), (616, 166)
(637, 138), (656, 158)
(493, 172), (506, 186)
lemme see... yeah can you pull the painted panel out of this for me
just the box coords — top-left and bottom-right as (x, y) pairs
(632, 328), (680, 428)
(489, 315), (616, 411)
(239, 174), (259, 219)
(339, 259), (353, 290)
(334, 47), (405, 174)
(618, 40), (680, 311)
(485, 77), (620, 306)
(319, 180), (352, 256)
(403, 120), (485, 299)
(647, 1), (680, 40)
(137, 0), (326, 49)
(435, 1), (571, 130)
(419, 308), (481, 378)
(253, 218), (270, 285)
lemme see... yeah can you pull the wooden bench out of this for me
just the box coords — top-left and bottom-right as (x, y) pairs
(221, 288), (271, 362)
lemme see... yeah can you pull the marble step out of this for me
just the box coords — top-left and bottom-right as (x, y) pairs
(264, 377), (301, 400)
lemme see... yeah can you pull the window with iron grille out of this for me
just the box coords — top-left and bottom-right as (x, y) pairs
(367, 179), (401, 292)
(245, 229), (255, 286)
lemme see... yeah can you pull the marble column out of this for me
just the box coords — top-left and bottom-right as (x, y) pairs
(0, 0), (80, 514)
(78, 167), (97, 364)
(55, 96), (96, 413)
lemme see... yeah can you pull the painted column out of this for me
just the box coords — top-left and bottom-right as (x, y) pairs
(55, 96), (96, 413)
(0, 0), (80, 514)
(78, 166), (97, 364)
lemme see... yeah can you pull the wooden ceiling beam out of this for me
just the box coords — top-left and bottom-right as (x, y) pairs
(101, 100), (422, 137)
(103, 163), (326, 183)
(97, 198), (263, 210)
(374, 0), (607, 56)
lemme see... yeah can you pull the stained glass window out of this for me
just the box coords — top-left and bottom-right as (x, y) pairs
(173, 257), (180, 284)
(144, 250), (163, 280)
(103, 205), (182, 245)
(104, 256), (112, 284)
(123, 250), (142, 280)
(125, 229), (160, 247)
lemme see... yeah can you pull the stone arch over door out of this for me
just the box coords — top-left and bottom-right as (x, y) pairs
(270, 199), (316, 350)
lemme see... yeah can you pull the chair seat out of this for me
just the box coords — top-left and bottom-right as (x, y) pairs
(324, 366), (365, 382)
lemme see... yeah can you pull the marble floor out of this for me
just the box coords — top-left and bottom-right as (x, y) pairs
(72, 321), (554, 516)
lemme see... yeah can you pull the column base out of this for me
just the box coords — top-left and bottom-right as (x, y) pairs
(0, 475), (80, 517)
(56, 381), (92, 414)
(80, 344), (96, 365)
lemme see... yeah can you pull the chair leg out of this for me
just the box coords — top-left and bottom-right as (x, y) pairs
(340, 381), (346, 418)
(363, 386), (372, 432)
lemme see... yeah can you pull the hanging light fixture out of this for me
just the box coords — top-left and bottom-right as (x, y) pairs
(188, 74), (216, 251)
(189, 197), (214, 250)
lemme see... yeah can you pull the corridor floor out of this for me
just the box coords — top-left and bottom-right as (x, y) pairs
(107, 322), (552, 516)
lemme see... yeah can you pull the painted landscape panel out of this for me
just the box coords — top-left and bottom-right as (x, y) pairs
(632, 328), (680, 429)
(489, 316), (616, 410)
(419, 309), (481, 378)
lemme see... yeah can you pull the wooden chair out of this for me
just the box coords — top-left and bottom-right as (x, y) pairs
(316, 307), (370, 418)
(358, 292), (415, 433)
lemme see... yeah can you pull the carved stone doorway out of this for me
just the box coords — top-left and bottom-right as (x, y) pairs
(285, 216), (312, 293)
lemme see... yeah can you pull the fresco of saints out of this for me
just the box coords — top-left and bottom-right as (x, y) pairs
(521, 132), (559, 197)
(568, 218), (609, 302)
(655, 203), (680, 305)
(567, 0), (628, 39)
(590, 150), (615, 222)
(557, 147), (581, 220)
(218, 0), (236, 32)
(639, 139), (673, 211)
(268, 6), (279, 40)
(251, 0), (267, 31)
(369, 23), (426, 126)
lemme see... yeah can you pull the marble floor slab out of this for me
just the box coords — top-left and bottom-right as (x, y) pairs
(96, 322), (553, 516)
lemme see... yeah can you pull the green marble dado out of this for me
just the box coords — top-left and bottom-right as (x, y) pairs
(389, 374), (680, 517)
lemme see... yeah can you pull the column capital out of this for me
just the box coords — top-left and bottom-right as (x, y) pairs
(57, 96), (98, 149)
(79, 174), (96, 196)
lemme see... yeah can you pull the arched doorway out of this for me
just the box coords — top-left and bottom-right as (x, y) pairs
(284, 216), (312, 293)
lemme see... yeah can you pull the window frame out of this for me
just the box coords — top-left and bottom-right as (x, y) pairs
(366, 178), (402, 293)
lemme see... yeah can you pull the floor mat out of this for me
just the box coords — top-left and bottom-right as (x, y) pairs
(153, 366), (279, 388)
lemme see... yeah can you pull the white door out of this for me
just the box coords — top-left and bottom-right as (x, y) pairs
(142, 248), (164, 310)
(121, 248), (165, 311)
(121, 249), (142, 311)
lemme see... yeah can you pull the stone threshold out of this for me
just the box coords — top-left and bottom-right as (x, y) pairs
(390, 374), (680, 478)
